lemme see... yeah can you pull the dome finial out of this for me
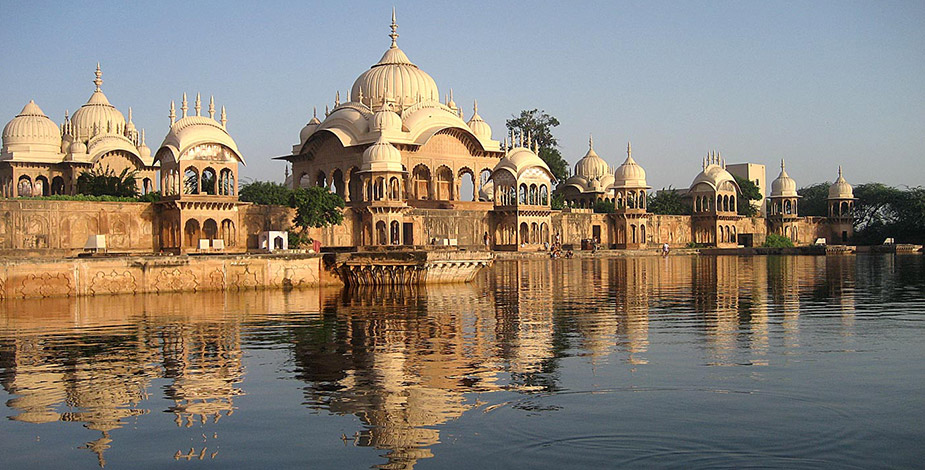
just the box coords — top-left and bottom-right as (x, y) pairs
(181, 93), (188, 118)
(195, 93), (201, 116)
(209, 95), (215, 119)
(473, 99), (478, 114)
(781, 159), (785, 171)
(838, 165), (843, 177)
(627, 141), (632, 159)
(94, 62), (103, 92)
(589, 133), (593, 149)
(141, 128), (146, 145)
(220, 105), (227, 128)
(169, 100), (176, 124)
(313, 106), (317, 118)
(389, 7), (399, 48)
(127, 107), (133, 123)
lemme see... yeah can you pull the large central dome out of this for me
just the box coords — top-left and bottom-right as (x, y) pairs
(350, 11), (439, 111)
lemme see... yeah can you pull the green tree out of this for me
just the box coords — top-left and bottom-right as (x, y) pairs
(289, 186), (345, 229)
(550, 192), (565, 210)
(797, 183), (830, 217)
(648, 187), (690, 215)
(240, 181), (292, 205)
(733, 175), (761, 217)
(505, 109), (569, 182)
(76, 166), (139, 198)
(593, 199), (614, 214)
(763, 233), (795, 248)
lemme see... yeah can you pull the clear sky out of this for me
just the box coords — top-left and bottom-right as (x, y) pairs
(2, 0), (923, 190)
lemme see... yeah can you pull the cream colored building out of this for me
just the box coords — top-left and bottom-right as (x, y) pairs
(1, 65), (158, 198)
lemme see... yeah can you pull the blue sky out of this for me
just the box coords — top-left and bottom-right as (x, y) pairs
(2, 0), (923, 190)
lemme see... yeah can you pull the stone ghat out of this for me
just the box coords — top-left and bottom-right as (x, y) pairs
(0, 253), (339, 300)
(329, 250), (493, 286)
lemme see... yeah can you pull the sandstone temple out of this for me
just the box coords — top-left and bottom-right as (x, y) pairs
(0, 12), (857, 257)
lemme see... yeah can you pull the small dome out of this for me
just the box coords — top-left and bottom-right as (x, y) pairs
(361, 134), (403, 172)
(350, 13), (439, 111)
(158, 112), (244, 165)
(467, 100), (492, 139)
(2, 100), (61, 149)
(573, 135), (610, 179)
(613, 142), (649, 189)
(690, 152), (738, 192)
(828, 166), (854, 199)
(71, 65), (126, 140)
(370, 102), (402, 132)
(493, 142), (553, 179)
(770, 160), (798, 197)
(69, 139), (88, 155)
(299, 108), (322, 144)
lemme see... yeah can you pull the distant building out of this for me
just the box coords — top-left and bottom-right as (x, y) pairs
(726, 162), (766, 216)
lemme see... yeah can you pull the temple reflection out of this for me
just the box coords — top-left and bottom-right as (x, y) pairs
(0, 255), (873, 469)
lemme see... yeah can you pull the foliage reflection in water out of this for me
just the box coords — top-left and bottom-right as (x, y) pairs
(0, 254), (923, 469)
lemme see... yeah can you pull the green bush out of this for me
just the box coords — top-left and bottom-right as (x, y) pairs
(22, 194), (140, 202)
(763, 233), (794, 248)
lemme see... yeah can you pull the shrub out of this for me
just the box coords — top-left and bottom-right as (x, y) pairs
(763, 233), (794, 248)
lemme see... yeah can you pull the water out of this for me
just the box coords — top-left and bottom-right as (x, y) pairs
(1, 254), (923, 469)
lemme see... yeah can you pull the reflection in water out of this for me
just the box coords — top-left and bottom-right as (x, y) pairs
(1, 255), (923, 469)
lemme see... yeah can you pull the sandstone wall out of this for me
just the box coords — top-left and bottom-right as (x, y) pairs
(648, 215), (694, 247)
(0, 199), (156, 257)
(0, 254), (333, 300)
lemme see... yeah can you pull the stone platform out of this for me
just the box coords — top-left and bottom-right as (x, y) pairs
(329, 250), (493, 286)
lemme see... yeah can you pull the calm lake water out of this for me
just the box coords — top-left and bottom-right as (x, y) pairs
(1, 254), (923, 469)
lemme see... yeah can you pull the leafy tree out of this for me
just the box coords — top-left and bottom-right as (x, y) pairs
(76, 166), (139, 198)
(648, 187), (690, 215)
(763, 233), (794, 248)
(797, 183), (830, 217)
(289, 186), (345, 229)
(240, 181), (293, 205)
(505, 109), (569, 182)
(733, 175), (761, 217)
(593, 199), (614, 214)
(550, 192), (565, 210)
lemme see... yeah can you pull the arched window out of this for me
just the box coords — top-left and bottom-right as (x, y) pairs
(519, 222), (529, 244)
(540, 185), (549, 205)
(390, 220), (401, 245)
(412, 165), (431, 200)
(221, 219), (236, 247)
(376, 221), (387, 245)
(332, 169), (345, 198)
(200, 168), (217, 195)
(184, 167), (199, 194)
(51, 176), (65, 195)
(315, 170), (326, 188)
(34, 176), (49, 196)
(730, 195), (735, 211)
(529, 184), (538, 205)
(184, 218), (201, 247)
(17, 175), (33, 197)
(519, 184), (527, 205)
(436, 166), (454, 200)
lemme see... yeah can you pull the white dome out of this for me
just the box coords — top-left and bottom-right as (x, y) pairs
(361, 134), (403, 172)
(613, 142), (649, 189)
(770, 160), (798, 197)
(158, 114), (244, 165)
(350, 14), (439, 111)
(370, 102), (402, 132)
(691, 153), (738, 192)
(466, 101), (491, 139)
(828, 166), (854, 199)
(69, 139), (88, 155)
(71, 65), (125, 140)
(493, 144), (553, 179)
(2, 101), (61, 149)
(573, 136), (610, 179)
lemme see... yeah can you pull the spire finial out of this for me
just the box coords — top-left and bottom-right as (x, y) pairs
(181, 93), (188, 118)
(589, 133), (593, 149)
(209, 95), (215, 119)
(169, 100), (176, 124)
(473, 99), (479, 114)
(627, 141), (632, 159)
(389, 7), (399, 48)
(313, 106), (317, 118)
(220, 106), (227, 128)
(94, 62), (103, 92)
(195, 93), (201, 116)
(838, 165), (843, 177)
(127, 106), (133, 123)
(781, 159), (785, 171)
(141, 128), (146, 145)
